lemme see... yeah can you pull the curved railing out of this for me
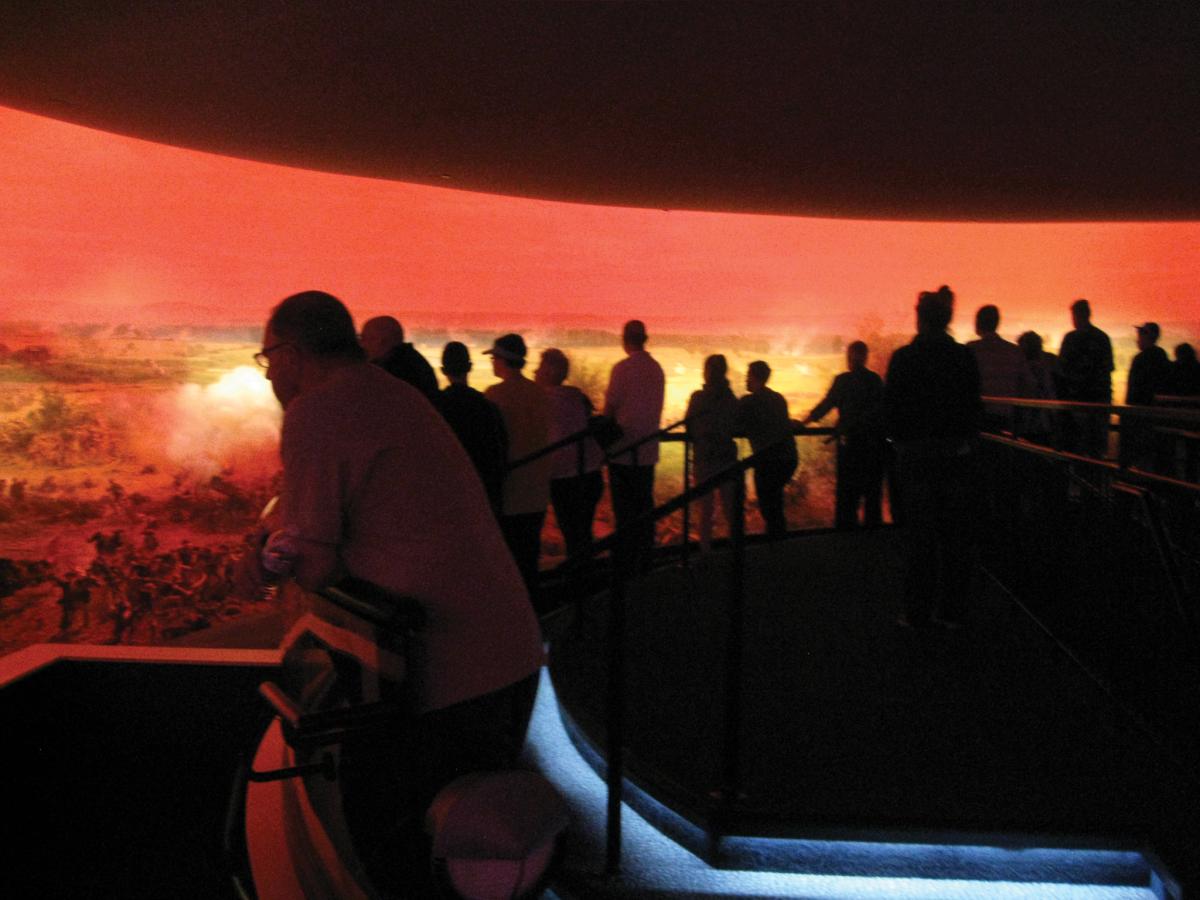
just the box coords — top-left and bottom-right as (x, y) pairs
(545, 433), (806, 874)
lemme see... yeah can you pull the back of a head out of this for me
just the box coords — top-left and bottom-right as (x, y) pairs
(623, 320), (648, 350)
(1017, 330), (1043, 360)
(747, 360), (771, 384)
(441, 341), (472, 376)
(704, 353), (728, 384)
(916, 285), (954, 332)
(975, 304), (1000, 334)
(847, 340), (869, 368)
(360, 315), (405, 359)
(269, 291), (365, 361)
(1175, 342), (1197, 365)
(539, 348), (569, 385)
(1071, 298), (1091, 324)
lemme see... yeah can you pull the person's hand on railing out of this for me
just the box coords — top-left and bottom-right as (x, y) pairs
(261, 528), (300, 579)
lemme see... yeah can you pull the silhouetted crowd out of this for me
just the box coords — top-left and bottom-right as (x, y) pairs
(7, 288), (1196, 648)
(346, 293), (1199, 597)
(355, 314), (815, 587)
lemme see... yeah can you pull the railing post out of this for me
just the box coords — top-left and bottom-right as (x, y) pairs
(711, 470), (746, 860)
(681, 437), (692, 568)
(604, 537), (628, 876)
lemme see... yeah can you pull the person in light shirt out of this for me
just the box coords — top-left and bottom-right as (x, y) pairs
(254, 291), (543, 893)
(603, 320), (665, 569)
(535, 348), (605, 559)
(965, 304), (1031, 434)
(484, 333), (553, 592)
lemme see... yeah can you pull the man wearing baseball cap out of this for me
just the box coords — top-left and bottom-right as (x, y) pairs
(484, 334), (552, 594)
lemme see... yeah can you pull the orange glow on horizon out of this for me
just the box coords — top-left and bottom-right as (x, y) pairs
(1, 105), (1198, 339)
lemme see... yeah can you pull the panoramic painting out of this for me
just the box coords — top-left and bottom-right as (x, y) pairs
(2, 105), (1197, 655)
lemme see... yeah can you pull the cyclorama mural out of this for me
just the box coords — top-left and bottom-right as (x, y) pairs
(5, 316), (1198, 657)
(1, 105), (1197, 656)
(0, 322), (848, 653)
(0, 330), (278, 650)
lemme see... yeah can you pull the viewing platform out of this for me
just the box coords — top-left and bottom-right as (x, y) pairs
(547, 528), (1197, 896)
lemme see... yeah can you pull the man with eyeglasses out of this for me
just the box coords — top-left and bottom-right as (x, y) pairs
(253, 290), (543, 892)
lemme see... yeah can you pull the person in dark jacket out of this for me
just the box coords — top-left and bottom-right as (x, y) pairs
(1126, 322), (1172, 406)
(1057, 298), (1113, 458)
(1015, 330), (1057, 445)
(884, 285), (982, 629)
(1171, 343), (1200, 397)
(737, 360), (798, 540)
(360, 315), (439, 400)
(433, 341), (508, 516)
(1121, 322), (1173, 469)
(804, 340), (885, 529)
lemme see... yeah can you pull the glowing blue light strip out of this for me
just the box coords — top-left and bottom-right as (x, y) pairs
(523, 668), (1159, 899)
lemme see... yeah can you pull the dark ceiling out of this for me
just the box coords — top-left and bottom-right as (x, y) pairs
(1, 2), (1198, 221)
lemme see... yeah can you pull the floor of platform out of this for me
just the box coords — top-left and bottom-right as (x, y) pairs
(547, 529), (1198, 884)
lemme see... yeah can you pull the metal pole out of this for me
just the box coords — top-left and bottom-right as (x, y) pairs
(681, 438), (692, 568)
(604, 540), (628, 876)
(712, 471), (747, 859)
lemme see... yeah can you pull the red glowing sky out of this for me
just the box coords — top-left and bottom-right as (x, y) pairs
(1, 105), (1197, 335)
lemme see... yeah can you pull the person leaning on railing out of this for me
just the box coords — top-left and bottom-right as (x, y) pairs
(535, 348), (605, 559)
(1120, 322), (1173, 471)
(252, 291), (544, 894)
(803, 340), (885, 530)
(686, 354), (739, 551)
(484, 333), (553, 592)
(736, 360), (798, 540)
(1015, 331), (1057, 445)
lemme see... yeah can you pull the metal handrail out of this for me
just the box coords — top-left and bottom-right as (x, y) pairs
(602, 413), (695, 464)
(551, 430), (803, 875)
(975, 432), (1200, 782)
(505, 411), (707, 474)
(982, 395), (1200, 426)
(317, 577), (427, 633)
(505, 420), (606, 473)
(981, 432), (1200, 495)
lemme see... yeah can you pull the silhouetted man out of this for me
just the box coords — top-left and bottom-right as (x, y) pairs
(804, 341), (884, 529)
(1057, 298), (1113, 458)
(603, 320), (665, 570)
(1121, 322), (1172, 469)
(1016, 331), (1058, 444)
(1126, 322), (1171, 406)
(966, 304), (1030, 434)
(535, 348), (605, 560)
(884, 286), (982, 629)
(434, 341), (508, 516)
(738, 360), (798, 540)
(254, 291), (542, 892)
(1171, 343), (1200, 397)
(484, 333), (552, 593)
(360, 314), (439, 400)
